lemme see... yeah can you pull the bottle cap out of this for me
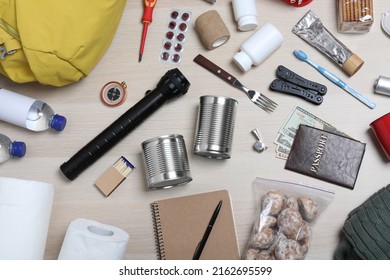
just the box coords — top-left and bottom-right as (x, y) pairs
(233, 51), (252, 72)
(11, 141), (26, 157)
(342, 53), (364, 76)
(51, 114), (67, 131)
(238, 16), (258, 31)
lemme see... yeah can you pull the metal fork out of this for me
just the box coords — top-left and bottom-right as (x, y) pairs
(194, 54), (278, 112)
(232, 79), (277, 112)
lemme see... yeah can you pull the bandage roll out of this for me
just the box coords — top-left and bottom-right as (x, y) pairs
(0, 177), (54, 260)
(58, 218), (129, 260)
(195, 10), (230, 50)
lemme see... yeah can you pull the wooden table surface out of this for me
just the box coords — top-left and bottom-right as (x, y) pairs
(1, 0), (389, 260)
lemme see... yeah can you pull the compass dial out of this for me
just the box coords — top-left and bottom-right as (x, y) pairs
(100, 81), (127, 106)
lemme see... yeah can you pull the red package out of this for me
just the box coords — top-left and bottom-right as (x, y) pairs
(282, 0), (313, 7)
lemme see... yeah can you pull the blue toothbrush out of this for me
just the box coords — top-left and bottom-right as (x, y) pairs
(294, 50), (376, 109)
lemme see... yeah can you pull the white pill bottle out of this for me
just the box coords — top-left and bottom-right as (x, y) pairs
(233, 23), (284, 72)
(232, 0), (258, 31)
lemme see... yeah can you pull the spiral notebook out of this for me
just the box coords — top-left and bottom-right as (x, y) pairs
(150, 190), (240, 260)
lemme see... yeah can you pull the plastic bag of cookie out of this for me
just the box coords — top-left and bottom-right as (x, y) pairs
(242, 177), (335, 260)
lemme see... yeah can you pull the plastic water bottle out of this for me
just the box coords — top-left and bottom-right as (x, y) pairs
(0, 134), (26, 163)
(0, 88), (66, 132)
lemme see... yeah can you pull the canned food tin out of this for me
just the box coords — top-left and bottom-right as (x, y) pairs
(374, 76), (390, 96)
(194, 96), (238, 159)
(142, 134), (192, 189)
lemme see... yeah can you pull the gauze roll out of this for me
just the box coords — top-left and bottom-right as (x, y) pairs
(58, 218), (129, 260)
(0, 177), (54, 260)
(195, 10), (230, 49)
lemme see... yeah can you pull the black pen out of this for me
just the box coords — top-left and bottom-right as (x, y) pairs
(193, 200), (223, 260)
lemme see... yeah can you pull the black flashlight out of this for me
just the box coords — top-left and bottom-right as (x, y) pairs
(60, 68), (190, 180)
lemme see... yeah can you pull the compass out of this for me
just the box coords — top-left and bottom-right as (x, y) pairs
(100, 81), (127, 106)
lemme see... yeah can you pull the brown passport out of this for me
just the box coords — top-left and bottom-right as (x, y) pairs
(285, 124), (366, 190)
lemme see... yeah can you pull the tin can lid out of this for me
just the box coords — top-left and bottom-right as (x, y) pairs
(141, 134), (184, 147)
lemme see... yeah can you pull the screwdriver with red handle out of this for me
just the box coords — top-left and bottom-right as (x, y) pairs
(139, 0), (157, 62)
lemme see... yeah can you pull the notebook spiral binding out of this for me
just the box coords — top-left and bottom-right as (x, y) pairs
(150, 202), (166, 260)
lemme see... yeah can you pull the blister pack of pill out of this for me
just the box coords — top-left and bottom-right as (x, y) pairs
(159, 9), (192, 65)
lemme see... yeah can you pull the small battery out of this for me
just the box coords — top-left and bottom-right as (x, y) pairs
(374, 76), (390, 96)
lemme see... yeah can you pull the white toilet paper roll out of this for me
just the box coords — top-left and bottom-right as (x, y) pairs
(0, 177), (54, 260)
(58, 218), (129, 260)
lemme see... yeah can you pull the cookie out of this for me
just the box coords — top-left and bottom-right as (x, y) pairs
(275, 239), (304, 260)
(243, 248), (260, 260)
(277, 208), (304, 236)
(262, 190), (286, 216)
(285, 197), (299, 210)
(299, 236), (310, 255)
(298, 196), (318, 222)
(257, 215), (277, 232)
(250, 228), (275, 250)
(256, 250), (276, 260)
(288, 221), (311, 241)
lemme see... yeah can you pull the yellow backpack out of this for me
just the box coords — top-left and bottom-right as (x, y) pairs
(0, 0), (126, 87)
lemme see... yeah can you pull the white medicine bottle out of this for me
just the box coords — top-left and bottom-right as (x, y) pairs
(233, 23), (284, 72)
(232, 0), (258, 31)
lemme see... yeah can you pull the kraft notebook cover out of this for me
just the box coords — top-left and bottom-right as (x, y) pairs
(285, 124), (366, 190)
(150, 190), (240, 260)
